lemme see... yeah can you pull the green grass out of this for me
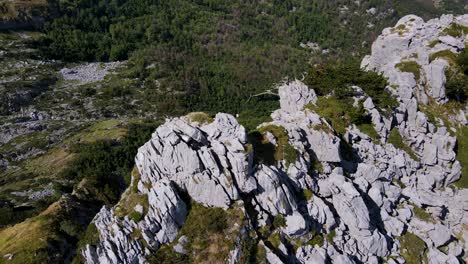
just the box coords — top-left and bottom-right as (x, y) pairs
(256, 125), (297, 166)
(429, 50), (457, 64)
(306, 96), (376, 137)
(63, 119), (127, 145)
(395, 61), (422, 82)
(305, 97), (348, 134)
(0, 202), (65, 264)
(428, 40), (440, 48)
(307, 233), (324, 247)
(267, 232), (282, 248)
(388, 128), (419, 161)
(441, 23), (468, 38)
(165, 202), (245, 263)
(325, 229), (336, 244)
(454, 126), (468, 188)
(272, 215), (286, 228)
(357, 123), (380, 141)
(186, 112), (214, 125)
(412, 205), (434, 222)
(114, 191), (149, 220)
(399, 232), (427, 264)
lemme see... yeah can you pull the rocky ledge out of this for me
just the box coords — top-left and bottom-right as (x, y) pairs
(83, 14), (467, 264)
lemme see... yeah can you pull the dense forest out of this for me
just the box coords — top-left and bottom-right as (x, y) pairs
(34, 0), (465, 124)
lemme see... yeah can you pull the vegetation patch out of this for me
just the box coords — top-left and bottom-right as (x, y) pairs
(454, 126), (468, 188)
(395, 61), (422, 82)
(357, 123), (380, 141)
(325, 229), (336, 244)
(152, 201), (246, 264)
(399, 232), (427, 264)
(305, 61), (397, 113)
(63, 119), (128, 145)
(307, 233), (324, 247)
(272, 215), (286, 229)
(302, 189), (314, 201)
(429, 50), (457, 64)
(388, 128), (419, 161)
(306, 97), (374, 137)
(412, 205), (434, 222)
(441, 23), (468, 38)
(428, 40), (440, 48)
(267, 232), (282, 248)
(445, 48), (468, 104)
(252, 124), (297, 166)
(187, 112), (214, 125)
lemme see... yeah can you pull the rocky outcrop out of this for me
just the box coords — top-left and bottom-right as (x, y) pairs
(83, 14), (467, 264)
(83, 180), (187, 263)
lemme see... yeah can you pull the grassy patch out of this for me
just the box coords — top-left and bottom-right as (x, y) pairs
(395, 61), (422, 82)
(412, 205), (434, 222)
(162, 201), (246, 264)
(393, 178), (407, 189)
(429, 50), (457, 64)
(388, 128), (419, 161)
(114, 191), (149, 220)
(305, 97), (348, 134)
(357, 123), (380, 141)
(267, 232), (282, 248)
(454, 126), (468, 188)
(24, 148), (75, 178)
(63, 119), (127, 145)
(0, 199), (74, 264)
(325, 229), (336, 244)
(428, 40), (440, 48)
(186, 112), (214, 125)
(255, 124), (297, 166)
(306, 97), (375, 136)
(419, 99), (463, 134)
(399, 232), (427, 264)
(441, 23), (468, 38)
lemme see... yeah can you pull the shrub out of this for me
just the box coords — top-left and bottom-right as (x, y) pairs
(307, 233), (324, 247)
(272, 215), (286, 228)
(59, 220), (81, 237)
(304, 61), (397, 112)
(445, 73), (468, 103)
(357, 123), (380, 141)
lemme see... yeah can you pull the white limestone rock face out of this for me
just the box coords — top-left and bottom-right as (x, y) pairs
(278, 80), (317, 113)
(135, 113), (256, 208)
(83, 180), (186, 264)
